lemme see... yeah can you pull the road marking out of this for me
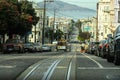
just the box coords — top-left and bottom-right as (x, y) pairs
(23, 64), (40, 80)
(78, 67), (120, 70)
(57, 66), (67, 69)
(42, 59), (61, 80)
(67, 62), (72, 80)
(106, 74), (120, 79)
(82, 54), (104, 68)
(0, 65), (16, 68)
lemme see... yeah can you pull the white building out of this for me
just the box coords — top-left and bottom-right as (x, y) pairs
(97, 0), (111, 40)
(114, 0), (120, 29)
(28, 2), (44, 43)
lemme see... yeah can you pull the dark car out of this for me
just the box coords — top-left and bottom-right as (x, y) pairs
(97, 40), (106, 57)
(105, 34), (114, 62)
(2, 39), (24, 54)
(100, 39), (108, 58)
(87, 41), (99, 54)
(107, 26), (120, 65)
(24, 43), (35, 52)
(113, 26), (120, 65)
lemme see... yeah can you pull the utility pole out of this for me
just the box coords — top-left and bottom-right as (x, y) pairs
(52, 8), (56, 43)
(42, 0), (46, 44)
(96, 3), (99, 41)
(42, 0), (54, 44)
(35, 25), (36, 42)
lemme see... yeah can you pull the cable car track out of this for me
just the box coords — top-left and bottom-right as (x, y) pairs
(16, 52), (76, 80)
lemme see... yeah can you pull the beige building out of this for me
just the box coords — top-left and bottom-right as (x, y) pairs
(48, 17), (72, 40)
(97, 0), (111, 40)
(97, 0), (120, 41)
(80, 17), (97, 42)
(28, 2), (44, 43)
(114, 0), (120, 30)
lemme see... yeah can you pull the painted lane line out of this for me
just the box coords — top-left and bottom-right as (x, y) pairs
(78, 67), (120, 70)
(82, 54), (104, 68)
(67, 62), (72, 80)
(0, 65), (16, 68)
(42, 59), (61, 80)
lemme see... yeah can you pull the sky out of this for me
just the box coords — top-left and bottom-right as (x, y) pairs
(28, 0), (99, 10)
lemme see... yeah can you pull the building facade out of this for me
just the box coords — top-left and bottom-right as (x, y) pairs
(28, 2), (44, 43)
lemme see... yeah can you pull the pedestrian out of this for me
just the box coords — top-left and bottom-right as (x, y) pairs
(81, 42), (85, 53)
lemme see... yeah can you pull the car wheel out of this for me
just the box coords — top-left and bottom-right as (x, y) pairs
(107, 54), (113, 62)
(3, 51), (8, 54)
(114, 53), (120, 65)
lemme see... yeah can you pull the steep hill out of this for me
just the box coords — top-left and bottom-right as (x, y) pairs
(37, 0), (96, 20)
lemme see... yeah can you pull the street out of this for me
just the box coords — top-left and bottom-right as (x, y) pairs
(0, 46), (120, 80)
(76, 53), (120, 80)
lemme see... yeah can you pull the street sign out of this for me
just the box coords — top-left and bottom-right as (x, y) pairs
(84, 26), (91, 31)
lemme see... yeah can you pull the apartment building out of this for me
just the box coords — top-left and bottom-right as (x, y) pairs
(48, 17), (73, 40)
(28, 2), (44, 43)
(80, 17), (97, 42)
(97, 0), (111, 40)
(114, 0), (120, 29)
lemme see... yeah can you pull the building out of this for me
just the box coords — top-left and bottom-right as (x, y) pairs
(28, 2), (44, 43)
(48, 17), (73, 40)
(97, 0), (111, 40)
(97, 0), (120, 41)
(80, 17), (97, 42)
(114, 0), (120, 30)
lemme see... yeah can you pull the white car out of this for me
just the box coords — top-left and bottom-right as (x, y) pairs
(42, 44), (52, 52)
(33, 43), (42, 52)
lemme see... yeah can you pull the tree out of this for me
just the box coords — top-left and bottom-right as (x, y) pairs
(0, 0), (19, 39)
(75, 20), (82, 29)
(16, 1), (39, 36)
(54, 29), (64, 40)
(45, 27), (54, 43)
(68, 19), (75, 35)
(75, 19), (91, 41)
(0, 0), (39, 39)
(78, 32), (91, 41)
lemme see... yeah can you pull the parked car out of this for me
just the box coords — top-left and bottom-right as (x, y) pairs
(87, 41), (99, 54)
(106, 34), (114, 62)
(42, 44), (52, 52)
(106, 26), (120, 65)
(97, 40), (106, 57)
(33, 43), (42, 52)
(113, 26), (120, 65)
(24, 43), (35, 52)
(100, 39), (108, 58)
(2, 39), (24, 54)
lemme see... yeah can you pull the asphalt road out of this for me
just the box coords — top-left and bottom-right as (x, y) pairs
(0, 50), (120, 80)
(76, 52), (120, 80)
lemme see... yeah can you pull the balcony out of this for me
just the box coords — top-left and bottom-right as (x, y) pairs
(103, 9), (110, 13)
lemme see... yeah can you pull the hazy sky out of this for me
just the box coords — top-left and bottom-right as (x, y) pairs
(28, 0), (98, 10)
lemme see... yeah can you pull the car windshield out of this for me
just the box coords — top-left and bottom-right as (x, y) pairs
(24, 43), (33, 46)
(6, 39), (19, 43)
(0, 0), (120, 80)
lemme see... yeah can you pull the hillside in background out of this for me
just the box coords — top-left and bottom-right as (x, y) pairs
(37, 0), (96, 20)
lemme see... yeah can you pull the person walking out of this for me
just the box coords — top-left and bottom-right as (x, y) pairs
(81, 42), (85, 53)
